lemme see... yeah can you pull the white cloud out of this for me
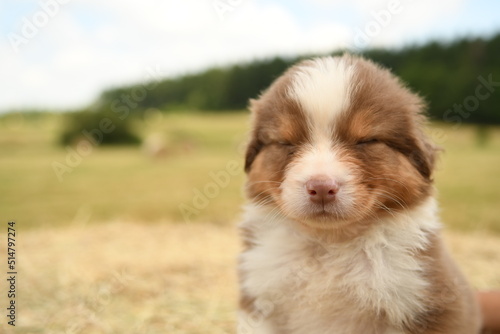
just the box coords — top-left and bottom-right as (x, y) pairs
(0, 0), (481, 111)
(0, 0), (353, 111)
(305, 0), (466, 49)
(365, 0), (466, 47)
(307, 0), (391, 10)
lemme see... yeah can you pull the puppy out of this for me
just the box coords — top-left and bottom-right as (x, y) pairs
(238, 55), (481, 334)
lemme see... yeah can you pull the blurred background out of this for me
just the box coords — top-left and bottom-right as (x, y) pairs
(0, 1), (499, 333)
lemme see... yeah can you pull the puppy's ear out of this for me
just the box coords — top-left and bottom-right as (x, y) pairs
(244, 137), (263, 173)
(406, 98), (440, 180)
(409, 134), (440, 180)
(244, 98), (263, 173)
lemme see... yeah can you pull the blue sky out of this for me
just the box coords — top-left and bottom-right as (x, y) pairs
(1, 0), (500, 112)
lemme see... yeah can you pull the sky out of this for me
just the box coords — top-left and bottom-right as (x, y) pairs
(1, 0), (500, 112)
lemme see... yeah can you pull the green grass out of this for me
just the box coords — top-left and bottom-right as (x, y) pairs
(1, 112), (499, 233)
(0, 112), (248, 229)
(431, 124), (500, 233)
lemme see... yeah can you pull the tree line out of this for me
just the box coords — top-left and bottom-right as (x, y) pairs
(97, 33), (500, 124)
(60, 33), (500, 145)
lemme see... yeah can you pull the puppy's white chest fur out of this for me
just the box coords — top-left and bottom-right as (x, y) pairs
(239, 199), (440, 334)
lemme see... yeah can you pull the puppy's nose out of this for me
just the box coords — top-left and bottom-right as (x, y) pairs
(306, 177), (339, 205)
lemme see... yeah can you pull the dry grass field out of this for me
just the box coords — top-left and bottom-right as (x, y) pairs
(0, 222), (499, 334)
(2, 222), (239, 334)
(0, 112), (499, 333)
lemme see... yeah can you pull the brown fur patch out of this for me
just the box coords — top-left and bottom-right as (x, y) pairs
(244, 67), (309, 205)
(401, 234), (481, 333)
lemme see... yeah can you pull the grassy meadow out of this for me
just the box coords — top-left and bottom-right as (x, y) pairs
(1, 111), (499, 231)
(0, 112), (249, 228)
(0, 111), (499, 333)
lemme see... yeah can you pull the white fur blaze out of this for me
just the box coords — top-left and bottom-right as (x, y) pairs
(287, 56), (355, 136)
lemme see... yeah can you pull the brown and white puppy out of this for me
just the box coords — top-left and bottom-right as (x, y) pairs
(238, 55), (481, 334)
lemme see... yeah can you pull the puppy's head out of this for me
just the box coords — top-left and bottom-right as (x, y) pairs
(245, 55), (438, 229)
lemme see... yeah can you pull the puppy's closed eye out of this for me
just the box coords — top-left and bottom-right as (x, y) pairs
(274, 141), (296, 156)
(356, 138), (379, 146)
